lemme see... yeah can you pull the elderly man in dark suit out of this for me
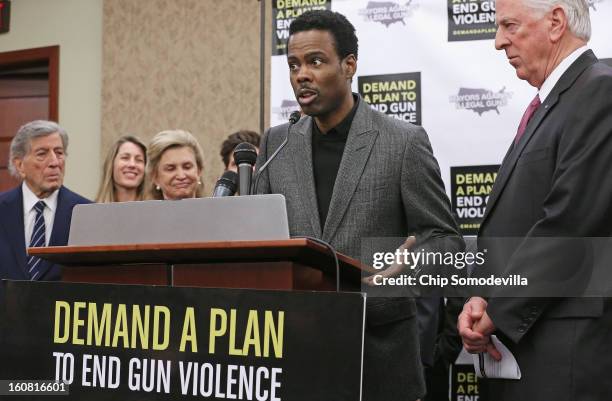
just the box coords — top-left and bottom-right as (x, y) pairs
(0, 120), (90, 282)
(459, 0), (612, 399)
(256, 10), (462, 401)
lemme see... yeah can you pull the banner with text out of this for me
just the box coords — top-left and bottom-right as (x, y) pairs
(0, 281), (365, 401)
(270, 0), (611, 197)
(451, 164), (499, 235)
(272, 0), (332, 56)
(358, 72), (421, 125)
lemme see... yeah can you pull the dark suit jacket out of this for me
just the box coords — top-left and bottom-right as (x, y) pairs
(0, 185), (91, 281)
(478, 51), (612, 400)
(256, 97), (462, 401)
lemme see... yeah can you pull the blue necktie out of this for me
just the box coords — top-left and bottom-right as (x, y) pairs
(27, 200), (47, 280)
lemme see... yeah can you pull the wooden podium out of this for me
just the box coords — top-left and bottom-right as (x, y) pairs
(29, 238), (369, 291)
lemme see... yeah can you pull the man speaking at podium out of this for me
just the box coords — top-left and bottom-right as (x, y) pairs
(255, 10), (461, 401)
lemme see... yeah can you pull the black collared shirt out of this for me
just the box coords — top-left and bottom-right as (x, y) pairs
(312, 95), (359, 228)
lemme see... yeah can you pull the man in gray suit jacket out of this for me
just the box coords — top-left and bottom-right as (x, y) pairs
(255, 10), (462, 401)
(459, 0), (612, 399)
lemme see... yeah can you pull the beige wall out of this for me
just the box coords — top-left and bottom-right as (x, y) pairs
(0, 0), (103, 199)
(102, 0), (271, 194)
(1, 0), (272, 197)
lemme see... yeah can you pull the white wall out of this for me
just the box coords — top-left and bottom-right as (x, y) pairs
(0, 0), (102, 199)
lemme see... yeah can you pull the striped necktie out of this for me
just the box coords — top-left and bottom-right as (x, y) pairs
(27, 200), (47, 280)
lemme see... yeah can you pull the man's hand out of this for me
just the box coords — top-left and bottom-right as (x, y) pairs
(362, 236), (417, 286)
(458, 297), (502, 361)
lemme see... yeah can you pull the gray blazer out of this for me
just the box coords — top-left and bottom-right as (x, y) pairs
(256, 97), (461, 401)
(478, 51), (612, 400)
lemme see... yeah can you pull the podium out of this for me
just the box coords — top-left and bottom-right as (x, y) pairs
(8, 198), (368, 401)
(27, 196), (370, 292)
(29, 238), (368, 291)
(28, 195), (370, 291)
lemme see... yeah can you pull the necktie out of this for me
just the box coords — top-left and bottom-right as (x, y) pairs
(515, 94), (541, 144)
(27, 200), (47, 280)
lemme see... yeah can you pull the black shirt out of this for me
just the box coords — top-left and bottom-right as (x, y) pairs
(312, 95), (359, 228)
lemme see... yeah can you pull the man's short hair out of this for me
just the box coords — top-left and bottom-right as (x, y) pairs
(220, 130), (260, 168)
(8, 120), (68, 178)
(523, 0), (591, 41)
(289, 10), (358, 60)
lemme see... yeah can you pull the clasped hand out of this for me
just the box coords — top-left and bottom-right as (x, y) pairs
(457, 296), (502, 361)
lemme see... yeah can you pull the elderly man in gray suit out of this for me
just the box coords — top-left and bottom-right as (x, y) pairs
(459, 0), (612, 400)
(255, 9), (462, 401)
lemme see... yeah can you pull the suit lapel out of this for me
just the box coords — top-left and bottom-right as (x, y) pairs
(481, 51), (598, 230)
(35, 186), (70, 279)
(0, 187), (28, 278)
(322, 101), (378, 242)
(481, 104), (551, 225)
(50, 187), (70, 246)
(292, 121), (323, 238)
(480, 141), (515, 229)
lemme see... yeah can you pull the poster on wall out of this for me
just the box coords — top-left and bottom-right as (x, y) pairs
(358, 72), (422, 125)
(450, 164), (499, 236)
(447, 0), (496, 41)
(356, 1), (419, 27)
(449, 86), (513, 117)
(450, 363), (481, 401)
(272, 0), (332, 56)
(270, 0), (612, 194)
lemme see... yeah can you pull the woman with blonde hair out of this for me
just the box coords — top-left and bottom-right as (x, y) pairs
(147, 130), (205, 200)
(96, 135), (147, 202)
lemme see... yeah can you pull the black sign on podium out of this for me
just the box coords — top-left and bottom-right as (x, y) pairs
(0, 281), (365, 400)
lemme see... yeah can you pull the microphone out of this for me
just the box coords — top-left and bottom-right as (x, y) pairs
(288, 110), (301, 125)
(233, 142), (258, 196)
(252, 110), (302, 194)
(212, 170), (238, 197)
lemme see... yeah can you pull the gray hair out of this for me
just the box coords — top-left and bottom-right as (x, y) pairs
(8, 120), (69, 178)
(522, 0), (591, 41)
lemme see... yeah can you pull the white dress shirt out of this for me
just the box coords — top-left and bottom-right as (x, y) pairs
(22, 182), (59, 248)
(538, 46), (589, 102)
